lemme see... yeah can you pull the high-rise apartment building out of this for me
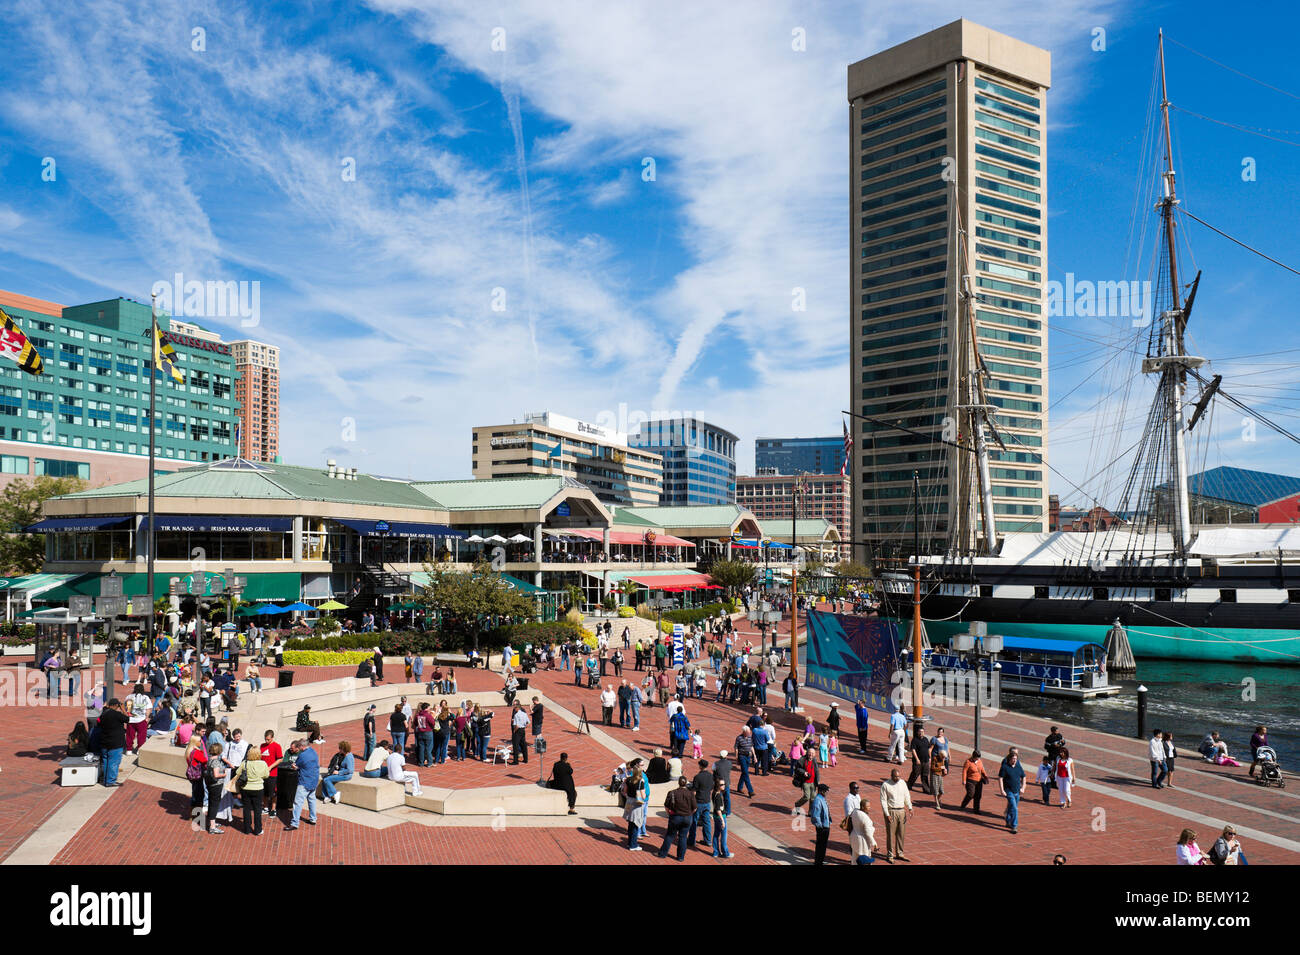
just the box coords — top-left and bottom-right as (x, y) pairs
(0, 290), (239, 489)
(754, 436), (845, 476)
(471, 411), (663, 506)
(629, 417), (738, 506)
(736, 473), (851, 550)
(231, 339), (280, 462)
(848, 20), (1050, 558)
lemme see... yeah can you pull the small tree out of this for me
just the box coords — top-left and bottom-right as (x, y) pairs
(707, 559), (757, 599)
(833, 559), (873, 581)
(416, 559), (535, 650)
(0, 475), (87, 575)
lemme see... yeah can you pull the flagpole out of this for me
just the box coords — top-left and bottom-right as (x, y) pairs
(147, 294), (158, 655)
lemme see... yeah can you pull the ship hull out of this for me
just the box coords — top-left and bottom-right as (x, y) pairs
(878, 568), (1300, 664)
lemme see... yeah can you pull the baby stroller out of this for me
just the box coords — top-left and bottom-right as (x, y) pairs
(1254, 746), (1284, 788)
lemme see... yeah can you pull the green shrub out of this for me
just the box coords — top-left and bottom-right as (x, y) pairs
(282, 650), (372, 667)
(312, 613), (341, 635)
(617, 606), (635, 618)
(662, 603), (727, 626)
(485, 620), (593, 650)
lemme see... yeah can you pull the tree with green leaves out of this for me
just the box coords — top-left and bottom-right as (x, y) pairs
(833, 559), (872, 578)
(0, 475), (87, 575)
(415, 559), (536, 650)
(707, 559), (758, 599)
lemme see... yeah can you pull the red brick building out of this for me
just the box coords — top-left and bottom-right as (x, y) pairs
(736, 472), (850, 550)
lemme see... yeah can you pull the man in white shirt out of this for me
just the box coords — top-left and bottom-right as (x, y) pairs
(600, 685), (617, 726)
(843, 780), (862, 819)
(223, 728), (250, 772)
(386, 748), (423, 796)
(510, 702), (530, 764)
(1148, 729), (1168, 789)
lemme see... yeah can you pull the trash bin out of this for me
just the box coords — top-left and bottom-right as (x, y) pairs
(517, 677), (530, 691)
(278, 670), (295, 688)
(277, 765), (299, 807)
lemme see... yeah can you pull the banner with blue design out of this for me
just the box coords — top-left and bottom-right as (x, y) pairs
(672, 623), (684, 666)
(804, 610), (901, 713)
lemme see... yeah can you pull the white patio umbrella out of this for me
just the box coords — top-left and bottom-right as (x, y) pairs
(508, 533), (532, 543)
(465, 534), (485, 543)
(485, 534), (508, 543)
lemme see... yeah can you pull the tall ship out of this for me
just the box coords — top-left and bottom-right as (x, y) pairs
(872, 33), (1300, 665)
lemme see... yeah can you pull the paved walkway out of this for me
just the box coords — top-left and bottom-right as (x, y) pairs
(5, 613), (1297, 865)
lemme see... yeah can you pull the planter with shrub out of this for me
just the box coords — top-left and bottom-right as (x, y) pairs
(281, 650), (374, 667)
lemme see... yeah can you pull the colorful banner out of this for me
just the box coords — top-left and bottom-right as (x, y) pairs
(804, 609), (901, 713)
(672, 622), (684, 667)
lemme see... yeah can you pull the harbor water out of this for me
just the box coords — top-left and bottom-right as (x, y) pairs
(997, 658), (1299, 764)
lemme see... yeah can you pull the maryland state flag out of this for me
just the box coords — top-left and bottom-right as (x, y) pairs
(0, 307), (46, 376)
(152, 320), (183, 384)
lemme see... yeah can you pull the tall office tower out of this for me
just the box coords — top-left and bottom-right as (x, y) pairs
(754, 436), (843, 475)
(848, 19), (1050, 560)
(230, 339), (280, 462)
(629, 416), (738, 506)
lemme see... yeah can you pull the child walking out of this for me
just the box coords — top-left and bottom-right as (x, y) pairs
(828, 731), (839, 767)
(818, 730), (830, 769)
(691, 730), (703, 761)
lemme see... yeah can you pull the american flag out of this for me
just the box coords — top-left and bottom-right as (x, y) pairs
(840, 419), (853, 477)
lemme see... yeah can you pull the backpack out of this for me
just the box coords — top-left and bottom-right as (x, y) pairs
(792, 763), (808, 787)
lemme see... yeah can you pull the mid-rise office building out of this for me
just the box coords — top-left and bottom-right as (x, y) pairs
(0, 290), (240, 489)
(848, 19), (1050, 557)
(231, 339), (280, 463)
(629, 416), (737, 506)
(755, 436), (845, 476)
(736, 473), (851, 553)
(471, 411), (663, 506)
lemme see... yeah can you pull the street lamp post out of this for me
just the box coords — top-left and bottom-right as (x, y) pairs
(950, 625), (1002, 753)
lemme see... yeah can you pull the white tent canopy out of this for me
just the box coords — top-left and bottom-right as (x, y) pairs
(1190, 526), (1300, 556)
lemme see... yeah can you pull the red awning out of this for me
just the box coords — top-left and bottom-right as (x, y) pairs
(628, 573), (713, 589)
(565, 528), (694, 547)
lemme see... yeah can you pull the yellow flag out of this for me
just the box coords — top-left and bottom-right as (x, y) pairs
(153, 321), (183, 384)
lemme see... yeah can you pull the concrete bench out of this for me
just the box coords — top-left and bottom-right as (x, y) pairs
(410, 783), (568, 815)
(334, 776), (408, 811)
(136, 737), (188, 777)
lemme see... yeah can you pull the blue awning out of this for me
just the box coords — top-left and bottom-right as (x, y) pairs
(25, 516), (131, 533)
(764, 541), (794, 550)
(336, 518), (465, 540)
(151, 516), (293, 533)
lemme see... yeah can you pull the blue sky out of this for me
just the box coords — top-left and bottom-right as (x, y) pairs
(1, 0), (1298, 506)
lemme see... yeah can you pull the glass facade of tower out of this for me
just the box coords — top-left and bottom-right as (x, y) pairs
(630, 417), (737, 506)
(0, 296), (239, 466)
(755, 436), (843, 475)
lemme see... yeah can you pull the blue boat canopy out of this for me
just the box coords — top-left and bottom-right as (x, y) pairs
(335, 518), (465, 540)
(25, 516), (131, 532)
(995, 636), (1104, 654)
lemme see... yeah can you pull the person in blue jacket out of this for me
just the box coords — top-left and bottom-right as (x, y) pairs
(810, 782), (833, 865)
(286, 740), (320, 830)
